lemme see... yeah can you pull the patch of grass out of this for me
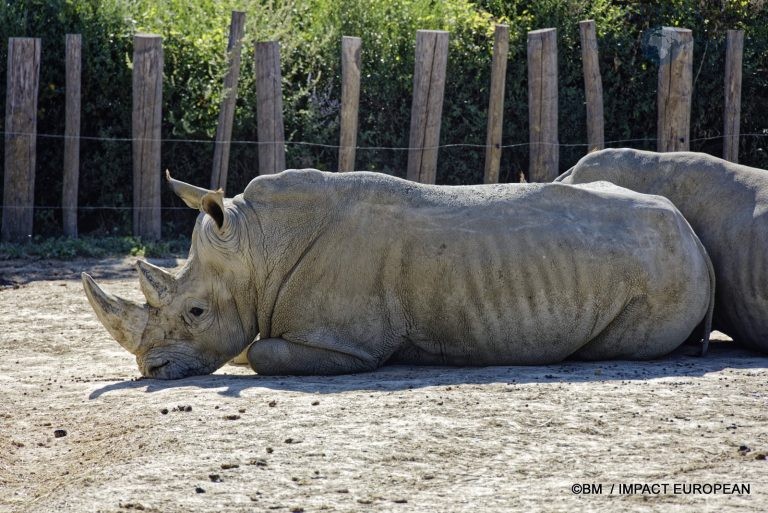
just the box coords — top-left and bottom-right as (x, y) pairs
(0, 236), (190, 261)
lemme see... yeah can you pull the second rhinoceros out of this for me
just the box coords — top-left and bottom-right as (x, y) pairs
(82, 170), (713, 378)
(557, 148), (768, 352)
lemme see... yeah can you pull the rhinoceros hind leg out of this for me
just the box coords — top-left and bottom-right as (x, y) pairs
(248, 337), (377, 376)
(571, 295), (685, 360)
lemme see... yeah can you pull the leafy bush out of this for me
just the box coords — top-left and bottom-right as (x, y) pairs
(0, 235), (189, 260)
(0, 0), (766, 237)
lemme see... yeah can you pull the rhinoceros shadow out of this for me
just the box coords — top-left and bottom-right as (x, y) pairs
(88, 340), (767, 400)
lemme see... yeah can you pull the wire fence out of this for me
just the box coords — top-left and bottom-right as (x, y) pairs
(1, 130), (767, 213)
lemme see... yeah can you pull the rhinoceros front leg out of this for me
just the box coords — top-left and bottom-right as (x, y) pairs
(247, 337), (378, 376)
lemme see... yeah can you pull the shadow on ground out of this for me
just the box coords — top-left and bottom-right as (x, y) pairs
(89, 340), (768, 400)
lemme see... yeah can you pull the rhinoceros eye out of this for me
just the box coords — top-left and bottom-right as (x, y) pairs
(189, 307), (204, 317)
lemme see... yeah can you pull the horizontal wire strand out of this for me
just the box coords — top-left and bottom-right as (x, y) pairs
(1, 130), (766, 151)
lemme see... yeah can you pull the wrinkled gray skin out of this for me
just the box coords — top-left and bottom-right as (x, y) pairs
(83, 170), (713, 378)
(557, 148), (767, 351)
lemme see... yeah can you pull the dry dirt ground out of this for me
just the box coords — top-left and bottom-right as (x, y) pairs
(1, 257), (767, 513)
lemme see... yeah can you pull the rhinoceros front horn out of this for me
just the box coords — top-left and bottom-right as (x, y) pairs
(81, 273), (148, 355)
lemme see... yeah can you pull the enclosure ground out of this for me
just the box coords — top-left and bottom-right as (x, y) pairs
(1, 257), (767, 512)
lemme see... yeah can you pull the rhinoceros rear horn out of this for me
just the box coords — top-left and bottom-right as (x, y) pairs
(82, 273), (148, 355)
(166, 170), (227, 230)
(136, 260), (176, 308)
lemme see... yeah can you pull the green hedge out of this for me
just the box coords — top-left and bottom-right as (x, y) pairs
(0, 0), (766, 237)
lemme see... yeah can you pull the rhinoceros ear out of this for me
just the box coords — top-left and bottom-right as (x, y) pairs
(166, 170), (226, 230)
(166, 170), (210, 209)
(201, 190), (226, 230)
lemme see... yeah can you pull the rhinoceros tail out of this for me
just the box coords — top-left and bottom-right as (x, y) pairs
(695, 234), (715, 356)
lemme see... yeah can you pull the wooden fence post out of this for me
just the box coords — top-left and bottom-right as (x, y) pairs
(2, 37), (41, 243)
(63, 34), (82, 238)
(255, 41), (286, 175)
(527, 28), (558, 182)
(579, 20), (604, 152)
(211, 11), (246, 191)
(723, 29), (744, 163)
(406, 30), (449, 184)
(483, 24), (509, 184)
(338, 36), (362, 172)
(657, 27), (693, 152)
(132, 34), (163, 240)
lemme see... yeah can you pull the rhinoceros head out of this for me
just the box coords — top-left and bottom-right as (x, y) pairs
(82, 172), (258, 379)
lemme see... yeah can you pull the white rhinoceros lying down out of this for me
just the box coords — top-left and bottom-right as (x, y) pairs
(82, 169), (714, 378)
(556, 148), (768, 352)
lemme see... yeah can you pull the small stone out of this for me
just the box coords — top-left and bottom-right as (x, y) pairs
(120, 502), (146, 510)
(195, 486), (205, 494)
(238, 408), (246, 413)
(224, 414), (240, 421)
(268, 400), (277, 407)
(221, 463), (239, 470)
(54, 429), (67, 438)
(738, 445), (751, 454)
(209, 474), (222, 482)
(160, 408), (169, 415)
(393, 499), (408, 504)
(266, 447), (274, 454)
(335, 488), (349, 494)
(755, 453), (767, 461)
(311, 400), (320, 406)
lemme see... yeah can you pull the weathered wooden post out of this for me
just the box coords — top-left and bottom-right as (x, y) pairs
(723, 29), (744, 163)
(211, 11), (246, 191)
(579, 20), (604, 152)
(338, 36), (362, 172)
(63, 34), (82, 238)
(406, 30), (449, 184)
(657, 27), (693, 152)
(132, 34), (163, 240)
(2, 37), (41, 243)
(527, 28), (558, 182)
(255, 41), (286, 175)
(483, 24), (509, 184)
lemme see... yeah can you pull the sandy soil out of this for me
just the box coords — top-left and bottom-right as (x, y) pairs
(1, 257), (767, 513)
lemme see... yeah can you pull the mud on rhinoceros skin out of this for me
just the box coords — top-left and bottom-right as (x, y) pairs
(557, 148), (768, 353)
(82, 169), (714, 378)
